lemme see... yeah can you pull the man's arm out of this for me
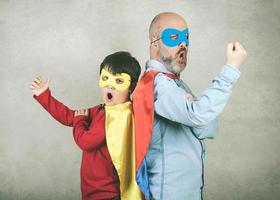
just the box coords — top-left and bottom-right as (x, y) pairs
(154, 42), (247, 127)
(179, 83), (219, 139)
(31, 76), (75, 127)
(191, 118), (218, 139)
(154, 65), (240, 127)
(73, 109), (106, 151)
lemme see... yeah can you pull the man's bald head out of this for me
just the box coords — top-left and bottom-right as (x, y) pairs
(149, 12), (188, 41)
(149, 12), (189, 74)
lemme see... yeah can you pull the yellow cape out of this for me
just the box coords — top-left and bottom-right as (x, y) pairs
(105, 102), (142, 200)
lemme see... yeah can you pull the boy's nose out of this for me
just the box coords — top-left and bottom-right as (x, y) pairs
(107, 85), (115, 90)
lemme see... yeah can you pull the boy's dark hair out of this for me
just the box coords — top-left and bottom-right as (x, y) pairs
(100, 51), (141, 93)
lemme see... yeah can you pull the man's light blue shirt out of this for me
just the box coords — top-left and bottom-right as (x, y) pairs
(145, 60), (241, 200)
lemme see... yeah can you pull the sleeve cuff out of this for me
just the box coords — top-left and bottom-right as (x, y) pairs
(33, 88), (50, 102)
(73, 115), (87, 125)
(219, 64), (241, 85)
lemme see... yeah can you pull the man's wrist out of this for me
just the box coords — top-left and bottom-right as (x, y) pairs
(220, 64), (241, 85)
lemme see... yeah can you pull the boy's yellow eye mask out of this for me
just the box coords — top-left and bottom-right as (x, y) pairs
(99, 69), (131, 91)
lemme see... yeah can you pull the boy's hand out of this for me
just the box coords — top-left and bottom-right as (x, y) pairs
(75, 109), (89, 117)
(226, 41), (247, 69)
(30, 76), (51, 96)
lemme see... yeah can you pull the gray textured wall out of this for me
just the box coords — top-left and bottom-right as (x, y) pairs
(0, 0), (279, 199)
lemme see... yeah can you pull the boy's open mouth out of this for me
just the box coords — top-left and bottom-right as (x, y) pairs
(107, 92), (113, 100)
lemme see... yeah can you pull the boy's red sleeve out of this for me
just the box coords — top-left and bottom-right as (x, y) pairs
(73, 115), (106, 151)
(33, 88), (75, 127)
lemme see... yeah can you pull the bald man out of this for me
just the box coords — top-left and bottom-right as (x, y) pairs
(133, 12), (247, 200)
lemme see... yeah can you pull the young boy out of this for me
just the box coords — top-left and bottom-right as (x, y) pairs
(30, 52), (142, 200)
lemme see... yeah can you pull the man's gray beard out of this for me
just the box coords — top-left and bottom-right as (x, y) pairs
(160, 54), (186, 74)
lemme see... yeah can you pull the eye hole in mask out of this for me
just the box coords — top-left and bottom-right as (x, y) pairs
(170, 34), (179, 40)
(102, 75), (109, 81)
(116, 78), (124, 84)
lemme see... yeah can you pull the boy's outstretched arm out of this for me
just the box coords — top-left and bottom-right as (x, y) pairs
(30, 76), (75, 127)
(73, 109), (106, 151)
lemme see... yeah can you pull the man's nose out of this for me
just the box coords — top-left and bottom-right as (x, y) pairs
(179, 41), (187, 48)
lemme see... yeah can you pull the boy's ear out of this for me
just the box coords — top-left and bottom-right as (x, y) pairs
(128, 85), (133, 93)
(129, 82), (136, 94)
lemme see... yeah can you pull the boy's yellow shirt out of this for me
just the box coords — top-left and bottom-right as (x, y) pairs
(105, 101), (143, 200)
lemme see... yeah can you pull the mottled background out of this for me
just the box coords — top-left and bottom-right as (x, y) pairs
(0, 0), (279, 199)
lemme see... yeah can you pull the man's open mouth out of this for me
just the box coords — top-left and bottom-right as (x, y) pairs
(179, 50), (186, 59)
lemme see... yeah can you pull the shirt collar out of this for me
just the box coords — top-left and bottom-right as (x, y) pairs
(145, 59), (175, 74)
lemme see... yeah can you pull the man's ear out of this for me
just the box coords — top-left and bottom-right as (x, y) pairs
(150, 35), (159, 59)
(150, 35), (159, 48)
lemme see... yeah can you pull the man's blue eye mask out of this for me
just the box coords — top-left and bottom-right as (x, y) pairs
(162, 28), (189, 47)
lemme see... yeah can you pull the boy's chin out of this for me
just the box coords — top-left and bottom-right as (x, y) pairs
(105, 102), (117, 106)
(104, 99), (121, 106)
(104, 99), (129, 106)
